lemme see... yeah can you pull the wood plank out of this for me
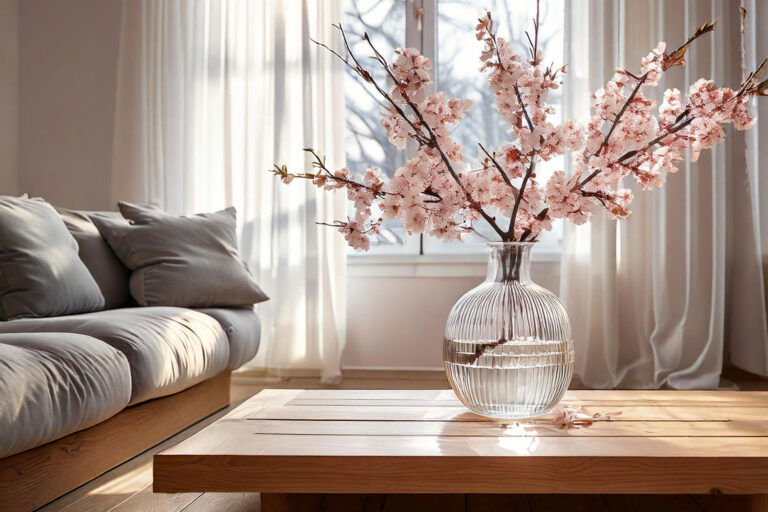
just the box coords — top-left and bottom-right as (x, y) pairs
(247, 404), (768, 422)
(158, 428), (768, 457)
(54, 462), (153, 512)
(381, 494), (465, 512)
(180, 492), (261, 512)
(602, 494), (704, 511)
(217, 389), (302, 421)
(466, 494), (532, 512)
(0, 371), (231, 512)
(289, 396), (768, 407)
(246, 419), (768, 437)
(363, 495), (386, 512)
(319, 494), (369, 512)
(527, 494), (610, 512)
(749, 495), (768, 512)
(108, 484), (200, 512)
(154, 453), (768, 494)
(295, 389), (768, 405)
(690, 495), (751, 512)
(260, 493), (324, 512)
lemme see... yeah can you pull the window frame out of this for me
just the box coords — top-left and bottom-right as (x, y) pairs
(347, 0), (563, 264)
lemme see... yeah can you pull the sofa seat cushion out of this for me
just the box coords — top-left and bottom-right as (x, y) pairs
(0, 308), (229, 405)
(0, 332), (131, 458)
(197, 307), (261, 369)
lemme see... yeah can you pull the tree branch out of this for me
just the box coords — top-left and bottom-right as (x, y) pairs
(592, 72), (648, 159)
(477, 143), (519, 198)
(507, 157), (535, 237)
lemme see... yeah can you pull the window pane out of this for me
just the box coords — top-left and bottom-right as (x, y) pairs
(344, 0), (417, 253)
(425, 0), (565, 255)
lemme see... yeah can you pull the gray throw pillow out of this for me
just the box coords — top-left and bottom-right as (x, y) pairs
(56, 208), (133, 310)
(92, 202), (269, 308)
(0, 196), (105, 320)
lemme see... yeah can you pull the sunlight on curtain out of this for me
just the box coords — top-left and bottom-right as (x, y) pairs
(111, 0), (347, 382)
(561, 0), (768, 389)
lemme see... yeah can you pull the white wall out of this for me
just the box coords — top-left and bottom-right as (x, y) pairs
(344, 259), (560, 369)
(0, 0), (18, 196)
(17, 0), (122, 210)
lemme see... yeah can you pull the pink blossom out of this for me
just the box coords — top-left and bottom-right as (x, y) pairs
(641, 42), (665, 85)
(274, 18), (762, 251)
(545, 171), (594, 225)
(392, 47), (432, 99)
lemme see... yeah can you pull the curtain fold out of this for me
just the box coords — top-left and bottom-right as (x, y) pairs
(111, 0), (347, 383)
(562, 0), (768, 389)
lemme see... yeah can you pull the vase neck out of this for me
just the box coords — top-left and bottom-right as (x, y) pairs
(486, 243), (532, 283)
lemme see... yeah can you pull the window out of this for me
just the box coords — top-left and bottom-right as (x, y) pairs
(344, 0), (565, 257)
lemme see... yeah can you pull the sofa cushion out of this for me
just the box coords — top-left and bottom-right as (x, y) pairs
(57, 208), (133, 310)
(197, 307), (261, 369)
(0, 308), (229, 405)
(91, 202), (269, 308)
(0, 332), (131, 458)
(0, 196), (105, 320)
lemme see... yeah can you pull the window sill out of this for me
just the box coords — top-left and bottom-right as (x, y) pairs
(348, 251), (561, 278)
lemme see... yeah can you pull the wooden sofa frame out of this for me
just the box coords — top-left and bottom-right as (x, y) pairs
(0, 371), (232, 512)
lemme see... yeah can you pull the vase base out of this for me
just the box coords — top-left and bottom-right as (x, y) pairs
(461, 403), (555, 420)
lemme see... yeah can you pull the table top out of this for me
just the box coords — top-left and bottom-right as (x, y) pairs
(153, 389), (768, 495)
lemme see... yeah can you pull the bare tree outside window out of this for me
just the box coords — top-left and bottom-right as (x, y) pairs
(343, 0), (410, 249)
(343, 0), (565, 254)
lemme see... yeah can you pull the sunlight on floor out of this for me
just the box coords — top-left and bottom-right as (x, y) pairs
(86, 462), (152, 496)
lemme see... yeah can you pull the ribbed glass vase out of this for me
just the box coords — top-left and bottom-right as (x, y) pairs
(444, 242), (574, 419)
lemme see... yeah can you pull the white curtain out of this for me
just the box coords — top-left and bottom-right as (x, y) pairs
(111, 0), (347, 383)
(562, 0), (768, 389)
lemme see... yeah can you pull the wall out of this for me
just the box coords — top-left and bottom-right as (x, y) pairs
(344, 259), (560, 369)
(0, 0), (17, 196)
(18, 0), (122, 209)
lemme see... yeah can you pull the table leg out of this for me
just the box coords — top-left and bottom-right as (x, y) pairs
(260, 493), (324, 512)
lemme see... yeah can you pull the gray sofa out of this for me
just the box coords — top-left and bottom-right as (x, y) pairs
(0, 206), (261, 460)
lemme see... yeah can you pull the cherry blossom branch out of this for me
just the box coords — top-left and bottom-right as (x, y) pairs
(508, 157), (536, 238)
(314, 23), (507, 239)
(312, 28), (430, 146)
(273, 149), (397, 198)
(357, 31), (509, 240)
(525, 0), (541, 66)
(477, 143), (519, 197)
(317, 220), (378, 233)
(615, 116), (694, 165)
(616, 60), (767, 167)
(593, 73), (649, 159)
(579, 20), (718, 191)
(486, 27), (535, 132)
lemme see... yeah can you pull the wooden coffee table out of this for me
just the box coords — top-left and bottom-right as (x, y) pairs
(153, 389), (768, 511)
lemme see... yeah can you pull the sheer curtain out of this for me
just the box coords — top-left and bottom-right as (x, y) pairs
(111, 0), (347, 383)
(561, 0), (768, 389)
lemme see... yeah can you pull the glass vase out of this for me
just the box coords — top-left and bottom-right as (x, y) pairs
(444, 242), (574, 419)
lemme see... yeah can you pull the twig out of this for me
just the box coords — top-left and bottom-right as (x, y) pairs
(486, 26), (535, 132)
(507, 158), (536, 237)
(477, 143), (519, 197)
(592, 73), (649, 159)
(358, 31), (509, 240)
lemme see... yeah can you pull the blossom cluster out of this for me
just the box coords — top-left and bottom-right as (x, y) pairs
(273, 13), (764, 250)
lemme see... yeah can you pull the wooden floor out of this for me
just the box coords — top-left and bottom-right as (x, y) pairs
(36, 369), (768, 512)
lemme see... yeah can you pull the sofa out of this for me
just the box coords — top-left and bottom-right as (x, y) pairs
(0, 198), (264, 511)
